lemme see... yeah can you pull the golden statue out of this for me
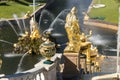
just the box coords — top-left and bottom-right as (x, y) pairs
(64, 7), (93, 53)
(64, 7), (81, 52)
(64, 7), (102, 73)
(30, 17), (40, 40)
(65, 7), (80, 34)
(14, 17), (43, 55)
(79, 31), (92, 64)
(24, 11), (31, 18)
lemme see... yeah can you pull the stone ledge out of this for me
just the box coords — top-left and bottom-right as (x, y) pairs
(84, 19), (118, 31)
(34, 53), (62, 70)
(0, 53), (62, 80)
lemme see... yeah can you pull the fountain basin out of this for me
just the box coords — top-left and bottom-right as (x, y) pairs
(0, 54), (62, 80)
(0, 53), (41, 75)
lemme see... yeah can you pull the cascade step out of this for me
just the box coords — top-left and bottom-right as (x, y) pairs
(83, 56), (120, 80)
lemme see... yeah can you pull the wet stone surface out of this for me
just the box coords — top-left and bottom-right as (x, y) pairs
(100, 56), (117, 73)
(83, 56), (120, 80)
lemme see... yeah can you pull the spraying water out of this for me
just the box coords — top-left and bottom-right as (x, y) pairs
(116, 7), (120, 73)
(89, 35), (110, 46)
(44, 9), (69, 38)
(104, 49), (119, 52)
(16, 51), (28, 73)
(1, 18), (19, 36)
(33, 0), (35, 21)
(39, 10), (55, 25)
(0, 39), (13, 45)
(49, 9), (69, 28)
(38, 10), (55, 33)
(13, 14), (23, 34)
(21, 12), (27, 32)
(16, 0), (38, 73)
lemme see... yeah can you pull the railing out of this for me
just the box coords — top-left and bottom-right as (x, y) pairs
(0, 53), (62, 80)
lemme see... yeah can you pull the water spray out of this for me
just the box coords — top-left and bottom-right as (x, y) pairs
(16, 51), (29, 73)
(0, 39), (13, 45)
(116, 7), (120, 74)
(21, 12), (27, 32)
(1, 18), (19, 36)
(13, 14), (23, 34)
(33, 0), (36, 21)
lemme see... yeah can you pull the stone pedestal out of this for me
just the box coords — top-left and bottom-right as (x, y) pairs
(62, 53), (86, 78)
(80, 54), (87, 73)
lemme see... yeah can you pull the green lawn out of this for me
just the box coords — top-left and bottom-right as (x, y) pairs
(89, 0), (120, 24)
(0, 0), (45, 18)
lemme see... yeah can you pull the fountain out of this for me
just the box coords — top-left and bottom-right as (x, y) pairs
(0, 0), (118, 80)
(13, 17), (43, 55)
(0, 0), (66, 75)
(0, 0), (46, 74)
(91, 7), (120, 80)
(62, 7), (103, 79)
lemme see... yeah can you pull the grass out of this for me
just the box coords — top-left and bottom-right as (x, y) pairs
(0, 0), (45, 18)
(89, 0), (120, 24)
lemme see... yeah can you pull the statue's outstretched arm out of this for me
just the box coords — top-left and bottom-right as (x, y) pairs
(87, 30), (92, 38)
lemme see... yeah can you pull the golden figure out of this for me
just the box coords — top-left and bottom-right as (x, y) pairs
(64, 7), (95, 55)
(64, 7), (102, 73)
(64, 7), (93, 53)
(30, 18), (40, 40)
(14, 17), (43, 55)
(80, 33), (92, 64)
(65, 7), (80, 40)
(65, 7), (80, 34)
(64, 7), (81, 52)
(24, 11), (31, 18)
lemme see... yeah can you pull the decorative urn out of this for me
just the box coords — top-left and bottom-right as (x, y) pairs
(39, 38), (56, 64)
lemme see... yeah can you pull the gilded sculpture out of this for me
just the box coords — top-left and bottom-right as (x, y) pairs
(13, 17), (43, 54)
(64, 7), (93, 53)
(24, 11), (31, 18)
(13, 16), (56, 64)
(64, 7), (102, 73)
(64, 7), (81, 52)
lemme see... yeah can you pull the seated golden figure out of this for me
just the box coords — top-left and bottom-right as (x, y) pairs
(64, 7), (100, 67)
(79, 31), (92, 54)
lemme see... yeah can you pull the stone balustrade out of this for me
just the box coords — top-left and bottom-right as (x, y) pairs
(0, 53), (62, 80)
